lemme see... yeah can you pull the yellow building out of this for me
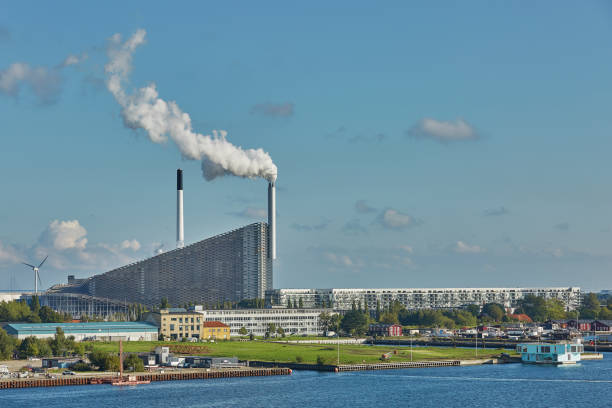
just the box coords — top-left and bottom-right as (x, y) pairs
(143, 308), (230, 341)
(202, 321), (230, 340)
(144, 308), (203, 340)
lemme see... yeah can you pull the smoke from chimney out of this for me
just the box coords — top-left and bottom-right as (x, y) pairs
(104, 29), (278, 183)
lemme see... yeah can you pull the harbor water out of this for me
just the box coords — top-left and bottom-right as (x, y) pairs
(1, 353), (610, 407)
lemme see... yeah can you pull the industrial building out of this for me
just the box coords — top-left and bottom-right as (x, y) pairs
(48, 222), (271, 309)
(3, 322), (158, 341)
(265, 287), (582, 311)
(192, 306), (334, 337)
(43, 169), (276, 311)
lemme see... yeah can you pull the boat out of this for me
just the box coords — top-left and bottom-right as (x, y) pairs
(516, 341), (584, 365)
(111, 375), (151, 386)
(110, 339), (151, 386)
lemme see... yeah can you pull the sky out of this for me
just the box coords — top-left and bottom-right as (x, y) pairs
(1, 1), (612, 292)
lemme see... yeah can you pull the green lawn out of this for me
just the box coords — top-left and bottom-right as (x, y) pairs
(86, 340), (513, 365)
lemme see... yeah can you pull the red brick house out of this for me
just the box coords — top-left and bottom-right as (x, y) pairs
(369, 324), (402, 337)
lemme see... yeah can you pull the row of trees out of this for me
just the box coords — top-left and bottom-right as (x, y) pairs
(0, 297), (72, 323)
(0, 327), (88, 360)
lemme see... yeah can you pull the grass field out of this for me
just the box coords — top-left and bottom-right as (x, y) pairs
(87, 340), (513, 365)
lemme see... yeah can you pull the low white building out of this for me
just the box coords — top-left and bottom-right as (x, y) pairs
(4, 322), (158, 341)
(192, 307), (335, 336)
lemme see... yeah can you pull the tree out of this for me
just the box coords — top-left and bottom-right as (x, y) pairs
(39, 306), (67, 323)
(581, 293), (601, 318)
(482, 303), (505, 322)
(19, 337), (40, 358)
(50, 327), (67, 356)
(599, 307), (612, 320)
(123, 354), (144, 372)
(545, 299), (567, 320)
(287, 299), (292, 309)
(30, 295), (41, 315)
(0, 328), (17, 359)
(160, 297), (170, 309)
(89, 350), (120, 371)
(298, 298), (304, 308)
(340, 310), (369, 336)
(375, 300), (381, 322)
(516, 295), (548, 322)
(465, 304), (480, 317)
(267, 323), (276, 335)
(239, 326), (248, 336)
(380, 312), (399, 325)
(277, 327), (285, 337)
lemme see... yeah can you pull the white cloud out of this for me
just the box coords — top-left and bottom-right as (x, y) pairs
(455, 241), (485, 254)
(378, 209), (415, 230)
(409, 118), (478, 142)
(120, 239), (141, 251)
(0, 241), (20, 265)
(61, 53), (87, 67)
(40, 219), (88, 250)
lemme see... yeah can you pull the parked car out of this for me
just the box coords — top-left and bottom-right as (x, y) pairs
(62, 371), (76, 376)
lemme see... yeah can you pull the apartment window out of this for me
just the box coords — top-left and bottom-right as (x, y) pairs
(170, 324), (175, 330)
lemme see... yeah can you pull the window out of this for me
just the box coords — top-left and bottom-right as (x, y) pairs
(170, 324), (175, 330)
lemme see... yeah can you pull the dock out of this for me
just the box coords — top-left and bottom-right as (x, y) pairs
(0, 367), (291, 389)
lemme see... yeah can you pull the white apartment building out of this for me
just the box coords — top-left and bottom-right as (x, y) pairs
(192, 306), (335, 336)
(265, 287), (582, 311)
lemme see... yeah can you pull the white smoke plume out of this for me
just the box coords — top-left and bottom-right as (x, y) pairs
(105, 29), (278, 182)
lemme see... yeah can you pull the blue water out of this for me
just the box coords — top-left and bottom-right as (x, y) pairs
(2, 354), (611, 408)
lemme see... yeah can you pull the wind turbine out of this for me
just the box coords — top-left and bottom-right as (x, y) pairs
(22, 255), (48, 295)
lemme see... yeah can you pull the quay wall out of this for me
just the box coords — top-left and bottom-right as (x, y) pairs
(0, 368), (290, 389)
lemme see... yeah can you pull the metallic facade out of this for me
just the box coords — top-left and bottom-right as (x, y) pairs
(266, 287), (582, 311)
(50, 222), (272, 308)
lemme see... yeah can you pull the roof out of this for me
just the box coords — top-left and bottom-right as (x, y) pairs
(509, 314), (533, 323)
(203, 321), (229, 328)
(5, 322), (158, 335)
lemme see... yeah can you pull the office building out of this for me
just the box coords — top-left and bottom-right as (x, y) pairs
(192, 306), (335, 337)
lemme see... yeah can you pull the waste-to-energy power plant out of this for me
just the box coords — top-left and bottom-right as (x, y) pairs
(46, 169), (275, 308)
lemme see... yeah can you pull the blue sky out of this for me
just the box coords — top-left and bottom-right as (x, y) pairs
(1, 1), (611, 292)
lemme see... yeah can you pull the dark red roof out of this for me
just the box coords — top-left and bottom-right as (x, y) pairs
(510, 314), (533, 323)
(203, 321), (229, 328)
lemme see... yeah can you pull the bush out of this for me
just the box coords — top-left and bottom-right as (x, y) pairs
(295, 355), (303, 363)
(72, 362), (92, 372)
(123, 354), (144, 372)
(316, 355), (326, 365)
